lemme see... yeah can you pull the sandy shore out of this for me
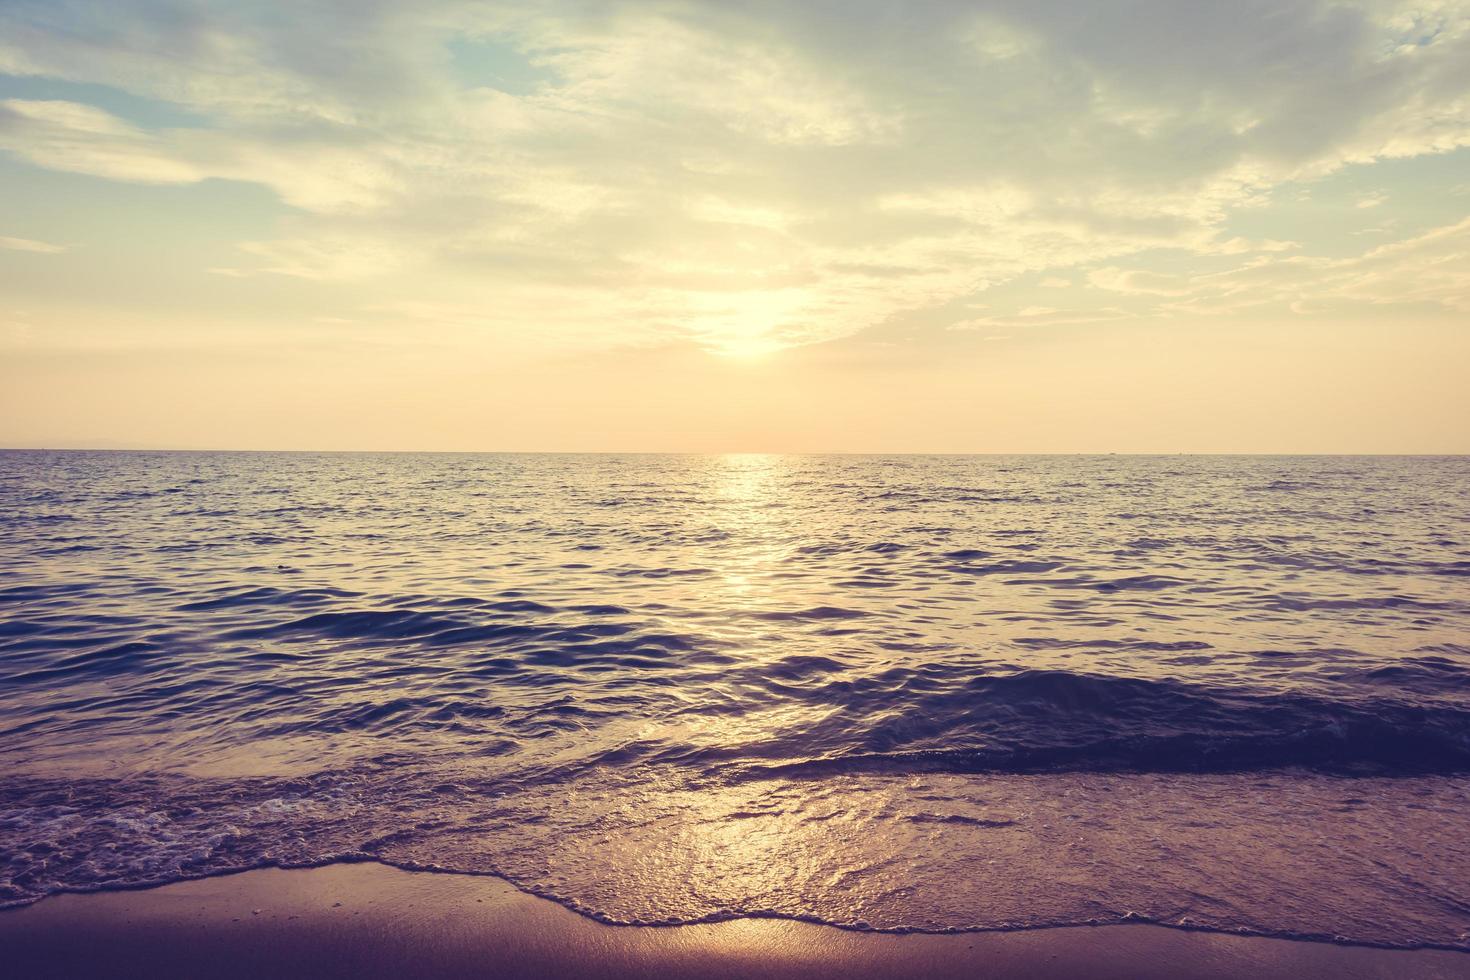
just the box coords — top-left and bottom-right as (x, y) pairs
(2, 863), (1467, 979)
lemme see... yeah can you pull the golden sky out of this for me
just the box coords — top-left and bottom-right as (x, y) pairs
(1, 1), (1468, 451)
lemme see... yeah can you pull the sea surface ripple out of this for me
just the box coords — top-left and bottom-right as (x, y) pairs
(2, 452), (1468, 947)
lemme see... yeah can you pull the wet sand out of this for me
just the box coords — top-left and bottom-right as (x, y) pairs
(1, 863), (1467, 979)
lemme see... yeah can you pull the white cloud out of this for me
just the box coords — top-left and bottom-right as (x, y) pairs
(234, 237), (410, 281)
(1148, 215), (1470, 315)
(0, 234), (66, 253)
(1088, 267), (1194, 296)
(950, 305), (1131, 330)
(0, 99), (202, 184)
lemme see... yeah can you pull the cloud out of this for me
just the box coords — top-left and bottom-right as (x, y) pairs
(1147, 215), (1470, 315)
(232, 237), (410, 281)
(1088, 267), (1193, 296)
(0, 98), (201, 184)
(0, 98), (398, 210)
(0, 0), (1468, 353)
(0, 234), (66, 253)
(1328, 214), (1470, 311)
(950, 305), (1132, 330)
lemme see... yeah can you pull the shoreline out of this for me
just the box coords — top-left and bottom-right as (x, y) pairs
(2, 863), (1467, 979)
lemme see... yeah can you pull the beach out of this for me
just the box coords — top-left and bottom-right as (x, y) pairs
(2, 863), (1468, 980)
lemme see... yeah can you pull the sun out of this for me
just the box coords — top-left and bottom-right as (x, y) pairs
(714, 336), (783, 361)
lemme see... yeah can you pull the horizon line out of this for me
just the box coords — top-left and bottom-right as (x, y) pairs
(3, 447), (1468, 457)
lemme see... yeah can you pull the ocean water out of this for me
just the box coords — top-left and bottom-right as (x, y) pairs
(2, 451), (1469, 947)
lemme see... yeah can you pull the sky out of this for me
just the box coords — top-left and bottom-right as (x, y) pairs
(1, 0), (1467, 452)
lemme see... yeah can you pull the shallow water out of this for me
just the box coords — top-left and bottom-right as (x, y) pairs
(2, 452), (1468, 945)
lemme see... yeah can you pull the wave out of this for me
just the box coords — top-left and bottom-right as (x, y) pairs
(696, 667), (1470, 777)
(2, 765), (1468, 950)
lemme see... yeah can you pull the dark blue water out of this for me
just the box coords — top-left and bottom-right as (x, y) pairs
(2, 452), (1469, 947)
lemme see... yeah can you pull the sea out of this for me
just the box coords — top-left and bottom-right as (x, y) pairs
(2, 451), (1468, 948)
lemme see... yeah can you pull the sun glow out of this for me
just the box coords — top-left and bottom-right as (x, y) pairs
(714, 335), (784, 360)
